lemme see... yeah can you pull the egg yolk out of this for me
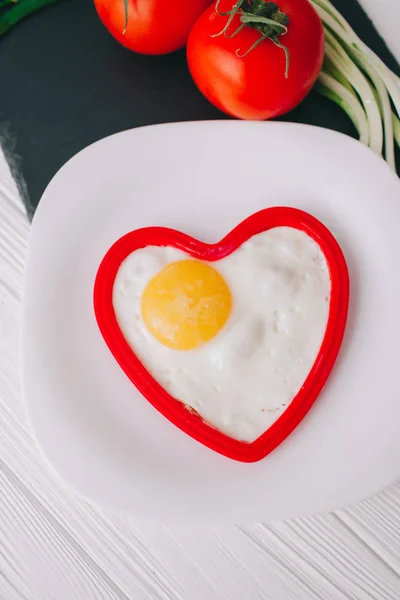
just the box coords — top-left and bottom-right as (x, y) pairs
(141, 260), (232, 350)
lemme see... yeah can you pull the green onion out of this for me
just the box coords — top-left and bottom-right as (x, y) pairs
(316, 73), (370, 145)
(0, 0), (63, 37)
(393, 112), (400, 148)
(310, 0), (400, 171)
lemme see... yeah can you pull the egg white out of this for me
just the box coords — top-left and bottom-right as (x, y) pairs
(112, 227), (331, 443)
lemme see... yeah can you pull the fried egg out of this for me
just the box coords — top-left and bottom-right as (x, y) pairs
(112, 227), (331, 443)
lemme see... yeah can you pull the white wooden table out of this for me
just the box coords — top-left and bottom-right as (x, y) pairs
(1, 2), (400, 598)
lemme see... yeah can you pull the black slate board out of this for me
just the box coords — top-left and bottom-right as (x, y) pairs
(0, 0), (399, 218)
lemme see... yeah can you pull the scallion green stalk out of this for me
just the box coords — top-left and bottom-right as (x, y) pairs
(310, 0), (400, 170)
(316, 72), (370, 145)
(0, 0), (62, 37)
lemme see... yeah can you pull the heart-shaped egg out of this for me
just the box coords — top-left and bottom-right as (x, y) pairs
(94, 207), (349, 462)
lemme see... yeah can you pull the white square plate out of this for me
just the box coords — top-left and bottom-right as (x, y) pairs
(22, 121), (400, 524)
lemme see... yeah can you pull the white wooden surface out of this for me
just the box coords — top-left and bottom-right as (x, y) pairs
(1, 2), (400, 598)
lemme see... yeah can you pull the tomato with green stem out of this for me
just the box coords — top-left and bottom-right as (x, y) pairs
(187, 0), (325, 120)
(94, 0), (213, 55)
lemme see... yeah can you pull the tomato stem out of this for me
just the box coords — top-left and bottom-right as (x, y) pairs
(235, 31), (268, 57)
(122, 0), (128, 34)
(240, 13), (287, 36)
(211, 0), (245, 38)
(271, 35), (290, 78)
(214, 0), (236, 17)
(224, 22), (245, 39)
(212, 0), (290, 78)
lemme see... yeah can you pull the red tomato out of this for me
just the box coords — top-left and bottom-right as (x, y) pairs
(187, 0), (324, 120)
(94, 0), (213, 55)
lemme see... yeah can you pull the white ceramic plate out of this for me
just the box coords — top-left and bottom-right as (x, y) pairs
(22, 121), (400, 525)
